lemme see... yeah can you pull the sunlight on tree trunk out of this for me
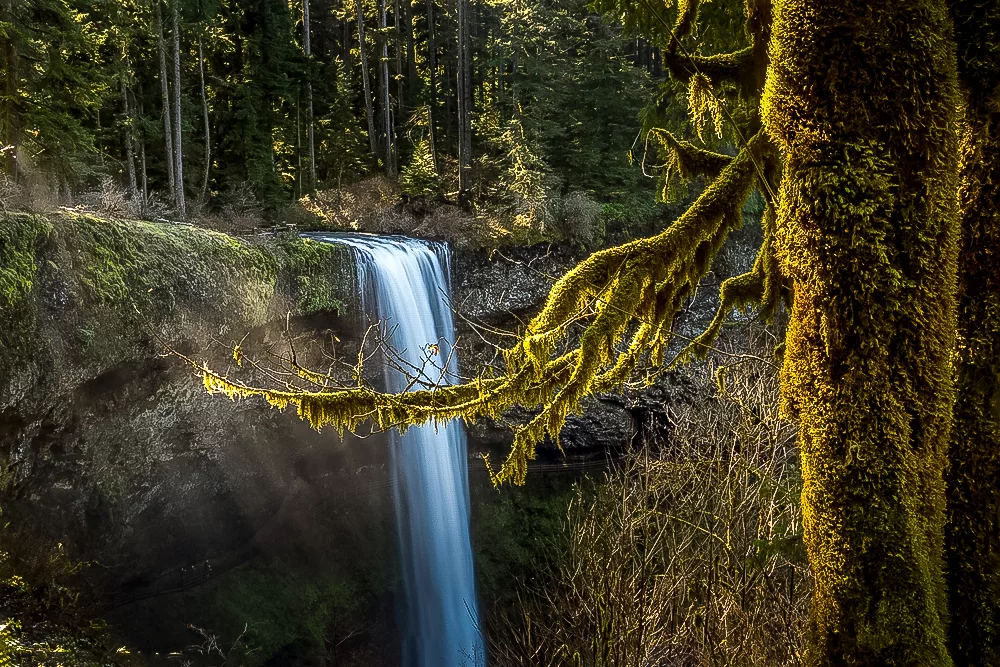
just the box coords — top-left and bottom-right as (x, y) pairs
(198, 33), (211, 202)
(762, 0), (961, 663)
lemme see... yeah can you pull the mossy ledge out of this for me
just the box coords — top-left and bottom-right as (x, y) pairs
(0, 210), (355, 412)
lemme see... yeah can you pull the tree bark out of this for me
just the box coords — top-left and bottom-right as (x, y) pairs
(155, 1), (176, 198)
(378, 0), (395, 176)
(303, 0), (316, 193)
(456, 0), (471, 202)
(171, 0), (185, 218)
(0, 0), (20, 179)
(139, 103), (148, 213)
(198, 33), (211, 202)
(121, 76), (138, 197)
(426, 0), (438, 170)
(763, 0), (961, 663)
(394, 0), (404, 165)
(404, 0), (417, 105)
(944, 2), (1000, 663)
(356, 0), (378, 159)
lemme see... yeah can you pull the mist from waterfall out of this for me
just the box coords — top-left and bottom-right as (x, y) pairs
(308, 233), (485, 667)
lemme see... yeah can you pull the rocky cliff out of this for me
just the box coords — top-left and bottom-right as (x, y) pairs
(0, 212), (363, 587)
(0, 211), (756, 662)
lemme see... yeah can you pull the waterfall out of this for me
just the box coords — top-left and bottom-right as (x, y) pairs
(307, 233), (485, 667)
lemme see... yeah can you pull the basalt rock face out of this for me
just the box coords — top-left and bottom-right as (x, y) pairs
(0, 212), (365, 590)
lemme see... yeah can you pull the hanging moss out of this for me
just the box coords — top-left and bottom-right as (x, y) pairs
(762, 0), (961, 664)
(201, 133), (774, 485)
(944, 2), (1000, 662)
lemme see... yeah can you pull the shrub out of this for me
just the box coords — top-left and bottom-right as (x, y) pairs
(0, 516), (138, 666)
(488, 322), (808, 667)
(556, 191), (604, 249)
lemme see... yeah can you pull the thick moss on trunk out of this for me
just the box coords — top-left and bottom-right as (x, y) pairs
(945, 3), (1000, 661)
(947, 115), (1000, 667)
(762, 1), (961, 664)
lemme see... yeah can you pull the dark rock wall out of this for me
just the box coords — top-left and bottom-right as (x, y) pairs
(0, 213), (362, 588)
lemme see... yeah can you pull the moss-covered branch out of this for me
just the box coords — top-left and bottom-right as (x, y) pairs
(663, 45), (754, 86)
(200, 132), (774, 486)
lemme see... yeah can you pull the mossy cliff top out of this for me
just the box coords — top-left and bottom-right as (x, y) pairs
(0, 211), (355, 412)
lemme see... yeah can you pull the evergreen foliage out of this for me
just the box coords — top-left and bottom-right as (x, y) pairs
(399, 138), (441, 196)
(0, 0), (659, 221)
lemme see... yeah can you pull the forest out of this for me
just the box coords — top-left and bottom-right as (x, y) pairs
(0, 0), (666, 244)
(1, 0), (998, 666)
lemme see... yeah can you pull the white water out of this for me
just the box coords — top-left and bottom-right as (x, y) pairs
(308, 233), (485, 667)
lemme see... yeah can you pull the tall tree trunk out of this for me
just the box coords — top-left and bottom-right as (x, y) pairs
(356, 0), (378, 159)
(172, 0), (185, 218)
(296, 96), (302, 199)
(404, 0), (417, 105)
(156, 1), (176, 198)
(343, 17), (351, 68)
(394, 0), (404, 166)
(763, 0), (961, 663)
(443, 57), (453, 149)
(303, 0), (316, 193)
(378, 0), (395, 176)
(198, 33), (211, 202)
(0, 0), (20, 179)
(139, 107), (148, 213)
(511, 0), (519, 106)
(944, 2), (1000, 663)
(121, 77), (138, 197)
(456, 0), (471, 202)
(426, 0), (438, 170)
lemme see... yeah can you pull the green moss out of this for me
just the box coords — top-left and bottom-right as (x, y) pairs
(944, 4), (1000, 658)
(58, 212), (278, 324)
(0, 213), (53, 389)
(200, 133), (775, 489)
(0, 213), (51, 309)
(274, 234), (352, 316)
(1, 212), (356, 412)
(762, 0), (961, 663)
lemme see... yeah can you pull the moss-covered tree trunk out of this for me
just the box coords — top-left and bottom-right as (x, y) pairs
(763, 1), (961, 664)
(944, 2), (1000, 663)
